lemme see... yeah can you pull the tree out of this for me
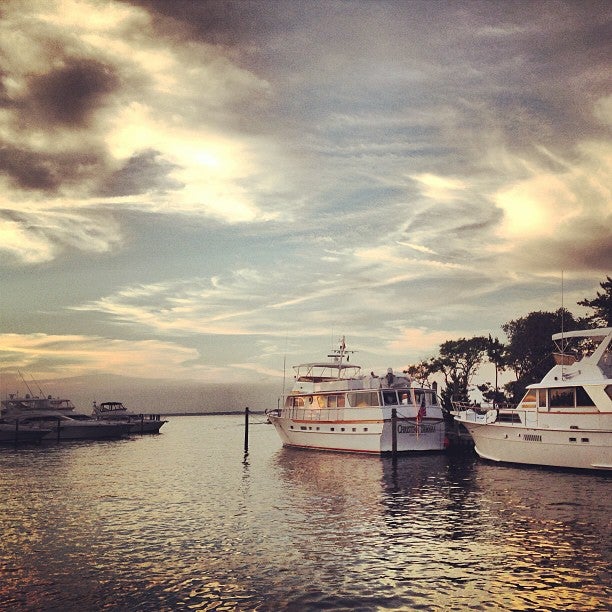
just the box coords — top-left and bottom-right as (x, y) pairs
(428, 336), (489, 410)
(403, 361), (433, 386)
(578, 276), (612, 327)
(482, 335), (509, 407)
(502, 308), (578, 402)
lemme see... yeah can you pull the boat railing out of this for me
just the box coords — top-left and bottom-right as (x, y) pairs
(280, 407), (343, 421)
(451, 400), (516, 414)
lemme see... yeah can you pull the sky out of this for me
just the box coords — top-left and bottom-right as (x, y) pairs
(0, 0), (610, 406)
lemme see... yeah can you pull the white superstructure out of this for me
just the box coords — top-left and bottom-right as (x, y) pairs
(454, 327), (612, 470)
(266, 337), (445, 454)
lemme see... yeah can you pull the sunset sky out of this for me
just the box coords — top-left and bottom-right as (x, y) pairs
(0, 0), (610, 395)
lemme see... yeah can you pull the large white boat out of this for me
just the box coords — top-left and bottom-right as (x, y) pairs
(1, 394), (132, 441)
(92, 401), (167, 434)
(454, 327), (612, 470)
(266, 337), (446, 453)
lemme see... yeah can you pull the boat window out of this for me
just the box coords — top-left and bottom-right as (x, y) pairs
(313, 395), (326, 408)
(521, 389), (537, 406)
(399, 392), (410, 405)
(537, 389), (547, 408)
(382, 391), (398, 405)
(327, 395), (337, 408)
(347, 391), (380, 407)
(337, 394), (346, 407)
(497, 412), (522, 423)
(429, 392), (438, 405)
(575, 387), (595, 407)
(549, 387), (574, 408)
(290, 396), (305, 408)
(414, 390), (431, 406)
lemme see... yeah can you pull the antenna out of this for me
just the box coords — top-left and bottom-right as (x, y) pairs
(281, 333), (288, 400)
(282, 353), (287, 399)
(561, 270), (564, 338)
(561, 270), (565, 378)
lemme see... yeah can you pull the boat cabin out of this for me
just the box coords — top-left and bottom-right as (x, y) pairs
(285, 388), (439, 410)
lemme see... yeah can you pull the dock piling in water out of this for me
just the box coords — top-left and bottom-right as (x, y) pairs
(244, 406), (250, 455)
(391, 408), (397, 456)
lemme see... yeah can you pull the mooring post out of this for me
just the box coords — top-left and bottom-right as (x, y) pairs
(56, 417), (61, 443)
(391, 408), (397, 457)
(14, 419), (19, 445)
(244, 406), (250, 454)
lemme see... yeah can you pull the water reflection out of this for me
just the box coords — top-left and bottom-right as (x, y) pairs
(0, 416), (609, 611)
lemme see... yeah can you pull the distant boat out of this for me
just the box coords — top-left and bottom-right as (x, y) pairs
(92, 401), (167, 434)
(266, 337), (446, 453)
(1, 394), (131, 441)
(453, 327), (612, 470)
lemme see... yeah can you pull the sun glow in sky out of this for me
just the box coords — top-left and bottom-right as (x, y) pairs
(0, 0), (610, 398)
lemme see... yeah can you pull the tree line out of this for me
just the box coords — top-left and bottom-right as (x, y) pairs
(405, 276), (612, 410)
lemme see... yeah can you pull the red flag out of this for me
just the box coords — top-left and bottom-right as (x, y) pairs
(416, 393), (426, 422)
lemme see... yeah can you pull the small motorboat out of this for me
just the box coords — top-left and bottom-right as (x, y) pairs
(92, 401), (167, 434)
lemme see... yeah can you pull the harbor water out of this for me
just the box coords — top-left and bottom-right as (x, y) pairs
(1, 415), (610, 611)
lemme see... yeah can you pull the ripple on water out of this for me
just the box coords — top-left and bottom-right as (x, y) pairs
(0, 416), (610, 610)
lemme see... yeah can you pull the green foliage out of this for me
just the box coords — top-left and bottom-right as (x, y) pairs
(501, 308), (578, 402)
(419, 276), (609, 406)
(578, 276), (612, 327)
(428, 336), (488, 409)
(403, 361), (433, 386)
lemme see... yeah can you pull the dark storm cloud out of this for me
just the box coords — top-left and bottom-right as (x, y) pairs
(97, 149), (184, 197)
(24, 58), (119, 128)
(124, 0), (297, 45)
(0, 145), (104, 192)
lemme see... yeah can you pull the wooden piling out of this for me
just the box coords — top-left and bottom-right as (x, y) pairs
(244, 406), (250, 454)
(391, 408), (397, 457)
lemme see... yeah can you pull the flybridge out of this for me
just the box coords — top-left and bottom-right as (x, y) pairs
(551, 327), (612, 375)
(294, 361), (363, 383)
(294, 335), (362, 382)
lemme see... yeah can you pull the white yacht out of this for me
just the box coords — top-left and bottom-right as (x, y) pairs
(1, 394), (132, 441)
(92, 401), (167, 434)
(454, 327), (612, 470)
(266, 337), (446, 453)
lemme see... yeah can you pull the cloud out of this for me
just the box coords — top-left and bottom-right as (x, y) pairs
(0, 207), (123, 264)
(24, 58), (119, 128)
(0, 0), (609, 386)
(0, 332), (204, 380)
(96, 149), (183, 197)
(0, 0), (279, 265)
(0, 145), (105, 193)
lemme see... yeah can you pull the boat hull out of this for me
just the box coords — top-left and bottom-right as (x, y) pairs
(126, 420), (166, 434)
(0, 425), (51, 444)
(461, 421), (612, 470)
(269, 409), (445, 453)
(39, 422), (132, 441)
